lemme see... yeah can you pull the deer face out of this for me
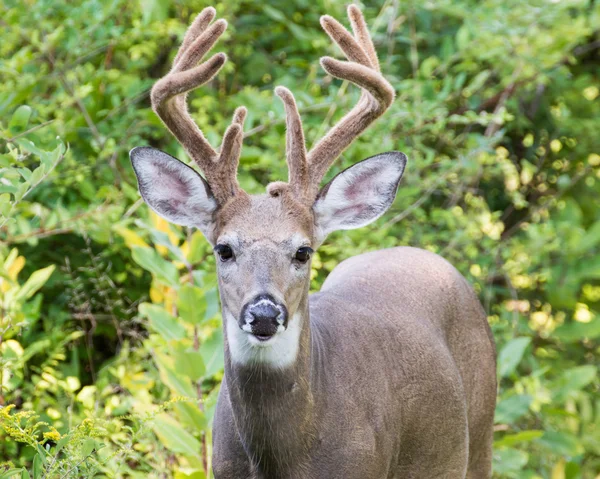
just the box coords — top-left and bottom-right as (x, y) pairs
(211, 193), (314, 366)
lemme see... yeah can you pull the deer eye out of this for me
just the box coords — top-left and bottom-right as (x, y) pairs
(215, 244), (234, 262)
(294, 247), (313, 264)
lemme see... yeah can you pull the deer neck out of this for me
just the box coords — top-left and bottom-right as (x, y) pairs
(223, 297), (317, 475)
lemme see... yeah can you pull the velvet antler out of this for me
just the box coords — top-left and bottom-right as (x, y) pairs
(276, 5), (395, 201)
(151, 7), (247, 204)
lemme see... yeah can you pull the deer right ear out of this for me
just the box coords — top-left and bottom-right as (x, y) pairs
(130, 147), (218, 241)
(312, 152), (406, 244)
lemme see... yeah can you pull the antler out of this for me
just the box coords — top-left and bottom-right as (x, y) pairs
(151, 7), (247, 204)
(276, 5), (395, 201)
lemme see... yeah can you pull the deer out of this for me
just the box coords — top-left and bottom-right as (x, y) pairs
(130, 5), (496, 478)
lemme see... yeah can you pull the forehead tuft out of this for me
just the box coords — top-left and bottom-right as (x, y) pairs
(215, 192), (314, 241)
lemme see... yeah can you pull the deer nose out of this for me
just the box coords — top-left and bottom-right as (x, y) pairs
(241, 294), (288, 340)
(249, 302), (280, 324)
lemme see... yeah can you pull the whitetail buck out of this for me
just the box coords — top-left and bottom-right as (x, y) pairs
(130, 6), (496, 478)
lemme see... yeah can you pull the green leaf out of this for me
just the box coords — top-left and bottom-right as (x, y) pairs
(0, 470), (25, 479)
(177, 284), (207, 325)
(554, 318), (600, 342)
(17, 167), (32, 181)
(552, 365), (597, 403)
(29, 165), (46, 187)
(154, 354), (195, 397)
(14, 265), (55, 302)
(575, 220), (600, 253)
(32, 454), (42, 479)
(175, 469), (206, 479)
(13, 182), (29, 202)
(81, 438), (96, 457)
(55, 434), (70, 453)
(132, 246), (179, 287)
(20, 470), (30, 479)
(152, 414), (202, 457)
(492, 448), (528, 475)
(494, 430), (543, 448)
(172, 345), (206, 382)
(139, 0), (169, 24)
(13, 138), (45, 157)
(262, 5), (286, 23)
(187, 232), (208, 265)
(495, 395), (532, 424)
(174, 401), (207, 432)
(538, 431), (584, 456)
(565, 461), (581, 479)
(39, 143), (65, 170)
(9, 105), (32, 131)
(139, 303), (185, 341)
(150, 229), (186, 262)
(497, 337), (531, 378)
(200, 328), (224, 379)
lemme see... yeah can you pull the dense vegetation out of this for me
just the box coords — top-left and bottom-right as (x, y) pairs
(1, 0), (599, 477)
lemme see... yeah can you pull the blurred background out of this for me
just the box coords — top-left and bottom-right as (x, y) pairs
(0, 0), (599, 477)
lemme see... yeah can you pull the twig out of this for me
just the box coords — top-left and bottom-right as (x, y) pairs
(484, 66), (522, 137)
(57, 73), (103, 147)
(2, 120), (56, 143)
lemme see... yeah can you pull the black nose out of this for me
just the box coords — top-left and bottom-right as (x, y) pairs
(240, 294), (288, 339)
(249, 301), (280, 324)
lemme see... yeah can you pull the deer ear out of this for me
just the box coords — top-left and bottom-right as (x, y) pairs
(313, 152), (406, 242)
(130, 147), (218, 241)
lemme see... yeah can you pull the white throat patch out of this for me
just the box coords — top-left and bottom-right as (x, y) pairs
(225, 310), (302, 368)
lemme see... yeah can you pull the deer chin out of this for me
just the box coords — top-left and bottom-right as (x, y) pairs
(225, 310), (302, 369)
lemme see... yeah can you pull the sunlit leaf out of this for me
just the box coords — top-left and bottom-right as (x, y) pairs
(14, 265), (55, 302)
(139, 303), (185, 341)
(152, 414), (202, 457)
(132, 246), (179, 287)
(177, 284), (207, 325)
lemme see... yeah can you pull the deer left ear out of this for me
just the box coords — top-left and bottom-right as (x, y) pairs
(312, 152), (406, 242)
(130, 146), (218, 242)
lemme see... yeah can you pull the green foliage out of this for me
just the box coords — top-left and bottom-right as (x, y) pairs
(1, 0), (599, 477)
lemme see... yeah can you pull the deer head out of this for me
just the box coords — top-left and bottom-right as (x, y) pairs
(131, 6), (406, 367)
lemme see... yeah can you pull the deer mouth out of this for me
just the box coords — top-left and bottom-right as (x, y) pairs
(246, 322), (286, 344)
(249, 323), (280, 342)
(253, 333), (275, 342)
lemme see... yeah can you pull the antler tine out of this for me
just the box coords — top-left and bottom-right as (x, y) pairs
(304, 6), (394, 197)
(216, 107), (247, 197)
(173, 7), (216, 66)
(150, 7), (247, 204)
(275, 86), (310, 200)
(348, 5), (380, 71)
